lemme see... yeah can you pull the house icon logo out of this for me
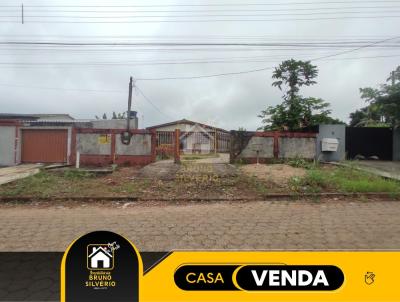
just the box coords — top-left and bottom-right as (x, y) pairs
(87, 244), (114, 270)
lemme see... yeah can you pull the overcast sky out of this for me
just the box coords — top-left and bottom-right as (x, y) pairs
(0, 0), (399, 130)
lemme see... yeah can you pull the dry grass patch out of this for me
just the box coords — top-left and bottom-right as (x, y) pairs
(240, 164), (306, 188)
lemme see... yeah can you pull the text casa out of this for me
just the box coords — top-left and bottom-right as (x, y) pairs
(186, 272), (224, 284)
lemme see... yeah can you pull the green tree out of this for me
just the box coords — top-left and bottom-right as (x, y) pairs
(272, 59), (318, 101)
(95, 112), (126, 120)
(349, 66), (400, 128)
(259, 60), (340, 131)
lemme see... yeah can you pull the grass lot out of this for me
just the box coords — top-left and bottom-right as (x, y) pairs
(0, 162), (399, 199)
(289, 164), (400, 194)
(0, 169), (148, 198)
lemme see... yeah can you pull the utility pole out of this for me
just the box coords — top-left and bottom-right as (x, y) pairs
(21, 4), (24, 24)
(126, 76), (133, 131)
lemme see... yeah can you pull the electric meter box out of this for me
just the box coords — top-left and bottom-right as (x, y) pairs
(321, 138), (339, 152)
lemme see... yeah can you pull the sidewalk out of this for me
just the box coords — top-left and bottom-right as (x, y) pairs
(0, 199), (398, 251)
(0, 164), (42, 185)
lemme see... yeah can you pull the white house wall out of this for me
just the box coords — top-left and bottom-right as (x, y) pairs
(0, 126), (16, 166)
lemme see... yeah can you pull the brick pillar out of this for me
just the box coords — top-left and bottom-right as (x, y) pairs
(174, 129), (181, 164)
(150, 129), (157, 162)
(70, 127), (77, 165)
(273, 131), (280, 159)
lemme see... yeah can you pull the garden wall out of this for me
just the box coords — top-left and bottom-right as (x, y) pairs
(230, 130), (317, 163)
(74, 128), (156, 166)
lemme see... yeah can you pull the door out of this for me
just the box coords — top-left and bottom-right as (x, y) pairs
(21, 129), (68, 163)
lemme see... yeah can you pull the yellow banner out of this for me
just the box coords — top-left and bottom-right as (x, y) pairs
(142, 251), (399, 302)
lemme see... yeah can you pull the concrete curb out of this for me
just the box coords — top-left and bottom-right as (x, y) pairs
(0, 192), (399, 203)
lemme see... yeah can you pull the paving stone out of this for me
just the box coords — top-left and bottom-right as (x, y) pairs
(0, 200), (399, 251)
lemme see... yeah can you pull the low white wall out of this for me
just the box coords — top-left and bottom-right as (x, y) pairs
(116, 134), (152, 156)
(77, 133), (111, 155)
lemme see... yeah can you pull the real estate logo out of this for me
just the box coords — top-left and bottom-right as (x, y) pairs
(87, 244), (115, 270)
(62, 231), (140, 302)
(85, 243), (119, 289)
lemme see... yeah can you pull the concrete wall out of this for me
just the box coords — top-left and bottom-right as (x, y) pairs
(393, 128), (400, 161)
(116, 134), (152, 155)
(77, 133), (111, 155)
(279, 137), (316, 159)
(74, 129), (155, 167)
(316, 124), (346, 162)
(0, 126), (16, 166)
(238, 136), (274, 158)
(238, 136), (316, 159)
(91, 118), (138, 130)
(230, 131), (317, 163)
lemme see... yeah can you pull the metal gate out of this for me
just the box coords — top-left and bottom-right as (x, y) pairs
(21, 129), (68, 163)
(155, 130), (230, 158)
(345, 127), (393, 160)
(155, 131), (175, 158)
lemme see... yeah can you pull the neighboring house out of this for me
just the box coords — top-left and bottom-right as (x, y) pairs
(147, 119), (230, 154)
(179, 123), (214, 154)
(0, 113), (75, 121)
(88, 246), (113, 269)
(0, 112), (152, 167)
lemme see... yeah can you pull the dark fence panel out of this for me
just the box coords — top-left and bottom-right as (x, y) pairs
(345, 127), (393, 160)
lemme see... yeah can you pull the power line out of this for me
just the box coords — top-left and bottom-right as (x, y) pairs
(1, 15), (397, 23)
(0, 53), (399, 68)
(4, 5), (400, 13)
(0, 82), (124, 93)
(134, 85), (174, 120)
(135, 35), (400, 80)
(311, 35), (400, 61)
(9, 1), (400, 8)
(4, 10), (400, 19)
(0, 34), (394, 39)
(1, 41), (399, 47)
(0, 81), (171, 119)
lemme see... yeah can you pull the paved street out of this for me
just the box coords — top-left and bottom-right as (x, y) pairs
(0, 199), (399, 251)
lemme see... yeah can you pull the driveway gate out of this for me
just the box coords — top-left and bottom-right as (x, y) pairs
(345, 127), (393, 160)
(21, 129), (68, 163)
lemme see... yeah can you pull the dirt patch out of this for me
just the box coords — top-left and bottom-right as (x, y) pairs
(240, 164), (306, 187)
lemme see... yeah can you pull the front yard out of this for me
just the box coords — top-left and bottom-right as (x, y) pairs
(0, 160), (399, 200)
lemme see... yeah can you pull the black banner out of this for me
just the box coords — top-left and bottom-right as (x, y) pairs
(62, 231), (141, 302)
(174, 264), (344, 291)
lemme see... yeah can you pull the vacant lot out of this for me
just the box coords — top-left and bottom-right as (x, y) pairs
(0, 163), (261, 200)
(0, 160), (399, 200)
